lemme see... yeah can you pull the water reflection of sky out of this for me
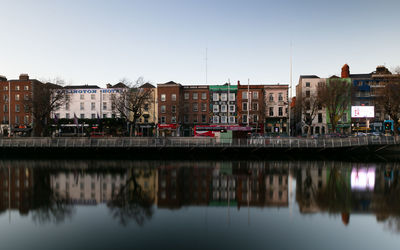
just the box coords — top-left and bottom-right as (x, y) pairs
(0, 160), (399, 249)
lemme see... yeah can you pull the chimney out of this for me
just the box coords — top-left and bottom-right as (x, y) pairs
(341, 64), (350, 78)
(19, 74), (29, 81)
(237, 80), (240, 86)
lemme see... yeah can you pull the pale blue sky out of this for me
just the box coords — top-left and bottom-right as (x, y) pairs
(0, 0), (399, 89)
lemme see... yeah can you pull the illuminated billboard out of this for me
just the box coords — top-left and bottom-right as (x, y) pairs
(351, 168), (375, 190)
(351, 106), (374, 118)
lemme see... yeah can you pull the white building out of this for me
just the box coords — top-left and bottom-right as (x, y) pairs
(296, 76), (327, 135)
(52, 84), (126, 120)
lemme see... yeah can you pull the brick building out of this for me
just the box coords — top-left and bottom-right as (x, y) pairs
(157, 81), (182, 136)
(136, 83), (157, 136)
(0, 74), (40, 136)
(182, 85), (209, 136)
(237, 81), (265, 133)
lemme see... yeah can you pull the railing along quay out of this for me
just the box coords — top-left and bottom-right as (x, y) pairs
(0, 136), (398, 150)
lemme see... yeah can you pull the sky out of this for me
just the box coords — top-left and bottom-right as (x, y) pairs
(0, 0), (399, 92)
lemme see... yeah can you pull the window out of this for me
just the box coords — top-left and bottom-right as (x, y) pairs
(15, 104), (20, 112)
(201, 103), (207, 112)
(15, 85), (20, 91)
(213, 93), (219, 101)
(269, 94), (274, 102)
(91, 94), (95, 100)
(229, 93), (235, 101)
(220, 105), (227, 112)
(306, 91), (310, 97)
(221, 116), (227, 123)
(229, 105), (235, 112)
(184, 92), (189, 100)
(278, 93), (283, 101)
(201, 92), (207, 100)
(80, 114), (85, 119)
(253, 114), (258, 123)
(305, 101), (310, 110)
(103, 114), (107, 118)
(184, 104), (189, 113)
(3, 86), (8, 91)
(184, 115), (189, 123)
(24, 105), (29, 112)
(269, 107), (274, 116)
(24, 85), (29, 90)
(161, 105), (166, 113)
(193, 93), (198, 100)
(171, 94), (176, 101)
(15, 116), (19, 123)
(66, 113), (70, 119)
(193, 115), (198, 123)
(161, 94), (166, 102)
(242, 102), (248, 111)
(172, 105), (176, 113)
(80, 94), (84, 100)
(318, 113), (323, 123)
(305, 82), (310, 87)
(91, 114), (96, 119)
(201, 115), (206, 123)
(193, 103), (198, 112)
(213, 105), (219, 113)
(24, 115), (29, 124)
(279, 107), (283, 116)
(318, 104), (322, 110)
(3, 104), (7, 112)
(15, 94), (20, 101)
(91, 102), (95, 110)
(242, 114), (248, 124)
(103, 102), (107, 110)
(3, 115), (7, 123)
(253, 103), (258, 111)
(221, 93), (227, 101)
(80, 102), (84, 110)
(213, 116), (219, 123)
(171, 116), (176, 123)
(228, 116), (235, 124)
(242, 91), (248, 99)
(253, 92), (258, 99)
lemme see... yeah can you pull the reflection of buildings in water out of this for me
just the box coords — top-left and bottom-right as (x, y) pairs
(0, 167), (33, 214)
(157, 161), (291, 209)
(129, 168), (158, 205)
(50, 172), (127, 204)
(296, 162), (329, 213)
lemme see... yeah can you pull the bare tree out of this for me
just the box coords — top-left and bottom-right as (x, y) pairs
(26, 78), (70, 136)
(318, 78), (351, 133)
(111, 77), (153, 136)
(295, 93), (320, 137)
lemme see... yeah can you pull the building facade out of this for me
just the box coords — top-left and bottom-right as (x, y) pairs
(157, 81), (182, 136)
(136, 83), (157, 136)
(182, 85), (209, 136)
(209, 84), (237, 124)
(264, 84), (289, 134)
(237, 82), (265, 133)
(0, 74), (38, 136)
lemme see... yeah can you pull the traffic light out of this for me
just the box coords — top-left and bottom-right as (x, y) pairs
(384, 122), (391, 131)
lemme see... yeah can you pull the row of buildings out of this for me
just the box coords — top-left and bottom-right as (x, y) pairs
(296, 65), (400, 135)
(1, 64), (399, 137)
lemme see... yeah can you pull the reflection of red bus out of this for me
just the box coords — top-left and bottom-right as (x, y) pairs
(194, 125), (252, 137)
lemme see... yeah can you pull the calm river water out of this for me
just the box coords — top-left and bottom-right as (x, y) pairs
(0, 159), (399, 249)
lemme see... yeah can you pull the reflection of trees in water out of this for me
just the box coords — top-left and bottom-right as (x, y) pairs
(107, 169), (154, 226)
(30, 170), (75, 224)
(315, 166), (352, 213)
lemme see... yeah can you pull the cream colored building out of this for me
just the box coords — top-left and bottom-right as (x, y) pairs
(134, 83), (157, 136)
